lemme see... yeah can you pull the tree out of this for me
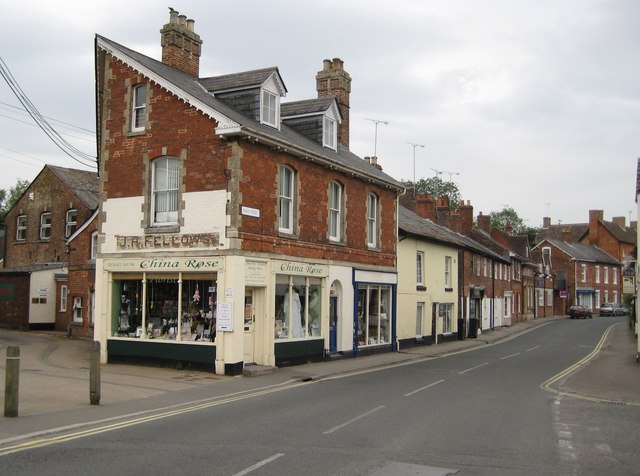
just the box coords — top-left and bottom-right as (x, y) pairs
(403, 176), (462, 209)
(490, 205), (539, 244)
(0, 179), (30, 224)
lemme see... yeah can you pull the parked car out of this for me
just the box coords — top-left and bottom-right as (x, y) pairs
(599, 302), (626, 316)
(568, 305), (592, 319)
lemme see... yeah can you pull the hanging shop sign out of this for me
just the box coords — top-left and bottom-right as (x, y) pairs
(103, 257), (224, 272)
(116, 233), (220, 250)
(623, 275), (635, 295)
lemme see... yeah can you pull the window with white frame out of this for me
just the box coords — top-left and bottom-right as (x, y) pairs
(604, 266), (609, 284)
(546, 289), (553, 306)
(152, 157), (180, 225)
(613, 269), (618, 285)
(261, 89), (278, 127)
(416, 251), (425, 287)
(444, 256), (452, 288)
(367, 193), (378, 248)
(278, 165), (295, 234)
(416, 302), (424, 337)
(476, 255), (480, 276)
(328, 181), (343, 241)
(90, 231), (98, 260)
(613, 290), (618, 303)
(16, 215), (27, 241)
(73, 296), (83, 322)
(538, 289), (544, 306)
(65, 209), (77, 238)
(323, 116), (336, 150)
(131, 84), (147, 132)
(595, 265), (601, 283)
(60, 285), (68, 312)
(604, 290), (609, 303)
(581, 264), (587, 282)
(39, 212), (52, 240)
(483, 257), (488, 277)
(542, 247), (552, 267)
(595, 290), (600, 307)
(439, 303), (453, 334)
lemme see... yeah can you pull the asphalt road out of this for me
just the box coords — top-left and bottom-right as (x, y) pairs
(1, 317), (637, 475)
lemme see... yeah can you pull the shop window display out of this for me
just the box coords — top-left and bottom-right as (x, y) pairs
(275, 275), (322, 339)
(113, 275), (217, 341)
(357, 285), (391, 346)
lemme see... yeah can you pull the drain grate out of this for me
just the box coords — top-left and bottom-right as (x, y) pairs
(600, 400), (626, 406)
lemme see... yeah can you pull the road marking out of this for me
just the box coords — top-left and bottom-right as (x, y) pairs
(500, 352), (521, 360)
(323, 405), (385, 435)
(525, 346), (540, 352)
(0, 381), (314, 457)
(540, 323), (639, 406)
(404, 379), (445, 397)
(458, 362), (489, 374)
(232, 453), (285, 476)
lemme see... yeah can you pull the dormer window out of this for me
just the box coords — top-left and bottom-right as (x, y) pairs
(323, 116), (336, 150)
(261, 89), (279, 127)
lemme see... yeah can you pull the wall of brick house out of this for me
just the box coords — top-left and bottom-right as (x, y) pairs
(101, 57), (397, 269)
(63, 215), (97, 338)
(0, 275), (30, 329)
(4, 168), (94, 269)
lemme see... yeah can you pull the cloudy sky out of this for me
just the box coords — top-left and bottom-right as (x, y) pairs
(0, 0), (637, 228)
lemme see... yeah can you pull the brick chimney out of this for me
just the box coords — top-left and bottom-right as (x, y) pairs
(588, 209), (603, 244)
(458, 200), (473, 235)
(612, 216), (626, 227)
(542, 216), (551, 228)
(477, 212), (491, 233)
(316, 58), (351, 149)
(413, 194), (436, 221)
(160, 9), (202, 76)
(436, 196), (451, 228)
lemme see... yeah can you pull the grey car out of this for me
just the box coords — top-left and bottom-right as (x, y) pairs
(600, 302), (625, 316)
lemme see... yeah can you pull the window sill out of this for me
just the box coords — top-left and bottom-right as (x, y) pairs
(145, 225), (180, 234)
(127, 129), (146, 137)
(445, 287), (453, 292)
(416, 285), (427, 291)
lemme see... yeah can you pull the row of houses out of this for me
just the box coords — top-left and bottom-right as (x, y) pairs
(1, 10), (635, 374)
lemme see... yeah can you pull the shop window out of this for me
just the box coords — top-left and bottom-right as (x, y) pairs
(152, 157), (180, 225)
(275, 275), (322, 339)
(357, 285), (391, 346)
(113, 275), (216, 341)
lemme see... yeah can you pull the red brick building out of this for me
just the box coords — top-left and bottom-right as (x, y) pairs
(0, 165), (98, 330)
(93, 10), (402, 374)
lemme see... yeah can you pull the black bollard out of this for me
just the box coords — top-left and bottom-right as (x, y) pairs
(90, 341), (101, 405)
(4, 346), (20, 417)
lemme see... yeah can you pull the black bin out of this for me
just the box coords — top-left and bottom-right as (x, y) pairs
(468, 318), (478, 338)
(457, 318), (466, 340)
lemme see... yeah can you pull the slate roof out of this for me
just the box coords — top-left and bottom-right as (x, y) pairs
(544, 238), (621, 265)
(600, 220), (636, 244)
(199, 67), (285, 93)
(0, 262), (67, 274)
(535, 223), (587, 244)
(281, 97), (338, 118)
(47, 165), (99, 209)
(398, 207), (507, 262)
(96, 35), (403, 191)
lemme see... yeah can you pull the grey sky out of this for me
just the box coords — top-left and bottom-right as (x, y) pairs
(0, 0), (637, 227)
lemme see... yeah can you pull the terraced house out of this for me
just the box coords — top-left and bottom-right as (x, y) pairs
(93, 10), (402, 374)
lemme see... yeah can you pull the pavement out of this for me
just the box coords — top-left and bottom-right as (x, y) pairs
(0, 315), (638, 445)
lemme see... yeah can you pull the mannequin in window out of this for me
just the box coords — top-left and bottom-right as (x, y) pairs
(308, 287), (320, 336)
(284, 288), (303, 338)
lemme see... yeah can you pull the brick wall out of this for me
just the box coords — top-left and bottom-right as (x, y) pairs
(0, 274), (30, 329)
(4, 168), (94, 269)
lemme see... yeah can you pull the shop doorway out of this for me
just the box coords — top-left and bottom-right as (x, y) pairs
(329, 295), (338, 353)
(244, 289), (255, 364)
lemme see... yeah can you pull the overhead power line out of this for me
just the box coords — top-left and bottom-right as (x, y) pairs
(0, 55), (96, 169)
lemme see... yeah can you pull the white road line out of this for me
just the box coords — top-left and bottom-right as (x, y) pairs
(458, 362), (489, 374)
(323, 405), (385, 435)
(526, 346), (541, 352)
(232, 453), (285, 476)
(404, 379), (445, 397)
(500, 352), (521, 360)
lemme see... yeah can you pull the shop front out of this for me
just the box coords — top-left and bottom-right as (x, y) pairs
(353, 269), (397, 357)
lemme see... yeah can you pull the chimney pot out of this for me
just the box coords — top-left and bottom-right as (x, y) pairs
(187, 19), (195, 32)
(178, 14), (187, 26)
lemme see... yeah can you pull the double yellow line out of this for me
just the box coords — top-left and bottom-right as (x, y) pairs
(0, 380), (312, 457)
(540, 323), (637, 406)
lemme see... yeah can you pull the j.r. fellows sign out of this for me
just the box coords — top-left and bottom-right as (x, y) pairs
(116, 233), (219, 250)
